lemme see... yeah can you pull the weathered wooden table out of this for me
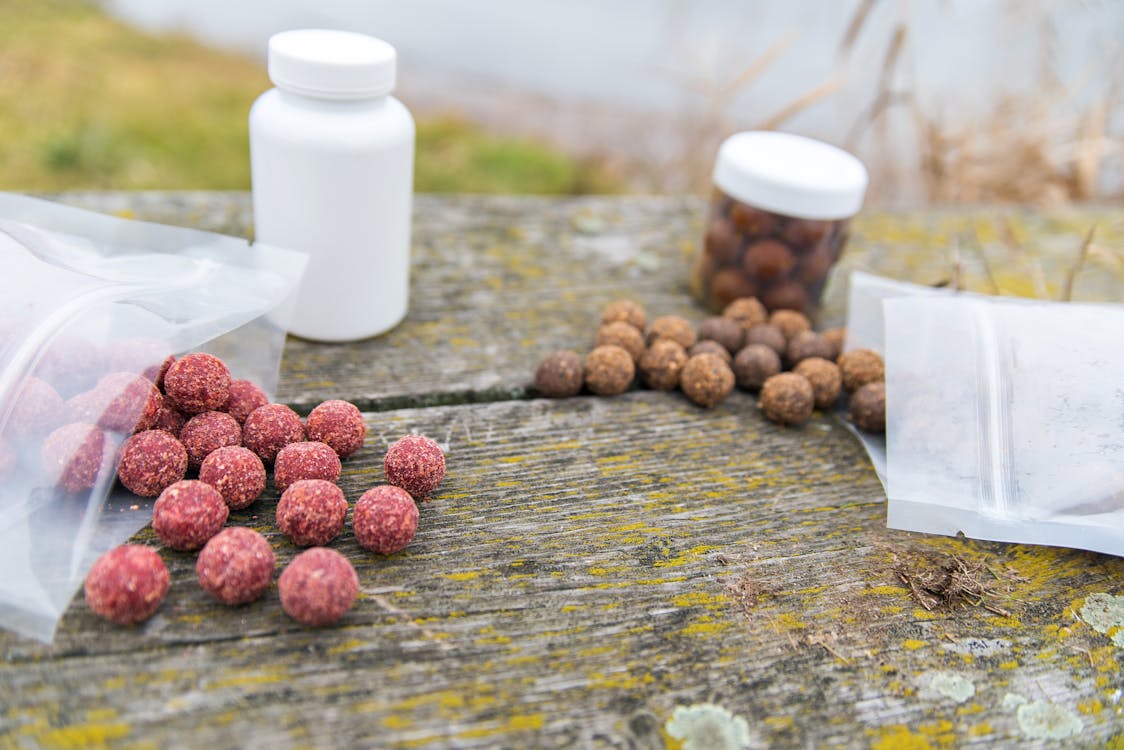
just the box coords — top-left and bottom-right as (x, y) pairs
(2, 193), (1123, 749)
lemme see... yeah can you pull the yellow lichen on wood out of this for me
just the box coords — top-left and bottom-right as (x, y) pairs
(869, 725), (934, 750)
(29, 721), (132, 749)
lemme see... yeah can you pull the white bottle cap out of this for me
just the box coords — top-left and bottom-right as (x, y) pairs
(268, 29), (396, 99)
(712, 131), (868, 220)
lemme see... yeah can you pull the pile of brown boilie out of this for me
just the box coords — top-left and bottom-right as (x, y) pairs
(534, 296), (885, 431)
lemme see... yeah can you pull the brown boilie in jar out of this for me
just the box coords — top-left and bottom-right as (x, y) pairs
(679, 352), (735, 409)
(638, 339), (687, 391)
(837, 348), (885, 392)
(761, 280), (811, 314)
(732, 344), (781, 392)
(534, 350), (584, 398)
(784, 218), (832, 248)
(759, 372), (815, 426)
(703, 216), (741, 266)
(600, 299), (647, 332)
(793, 357), (842, 410)
(797, 244), (837, 287)
(709, 268), (760, 310)
(729, 202), (777, 236)
(692, 201), (847, 317)
(646, 315), (697, 350)
(850, 381), (886, 433)
(742, 239), (796, 281)
(690, 133), (866, 317)
(596, 321), (646, 363)
(583, 345), (634, 396)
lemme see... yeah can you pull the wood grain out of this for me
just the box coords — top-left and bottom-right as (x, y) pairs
(1, 193), (1122, 749)
(46, 193), (1124, 412)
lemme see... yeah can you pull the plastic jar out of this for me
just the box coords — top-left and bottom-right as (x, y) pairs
(690, 131), (868, 316)
(250, 29), (415, 342)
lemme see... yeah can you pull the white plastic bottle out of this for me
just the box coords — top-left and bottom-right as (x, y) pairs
(250, 29), (415, 342)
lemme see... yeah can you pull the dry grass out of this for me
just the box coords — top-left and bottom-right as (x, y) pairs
(890, 550), (1021, 617)
(912, 95), (1117, 206)
(654, 21), (844, 194)
(651, 0), (1123, 205)
(845, 0), (1124, 206)
(720, 541), (1030, 662)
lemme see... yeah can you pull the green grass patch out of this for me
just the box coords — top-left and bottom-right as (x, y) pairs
(0, 0), (620, 194)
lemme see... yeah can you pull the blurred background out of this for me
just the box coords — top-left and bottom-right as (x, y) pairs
(1, 0), (1121, 204)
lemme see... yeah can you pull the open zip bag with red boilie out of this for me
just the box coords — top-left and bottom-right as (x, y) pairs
(0, 194), (306, 642)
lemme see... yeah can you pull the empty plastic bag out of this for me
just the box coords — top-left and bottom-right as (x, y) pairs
(884, 293), (1124, 557)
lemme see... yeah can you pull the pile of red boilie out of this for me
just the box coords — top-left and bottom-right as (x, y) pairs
(25, 350), (447, 629)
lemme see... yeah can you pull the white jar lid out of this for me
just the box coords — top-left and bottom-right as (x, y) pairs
(268, 29), (396, 99)
(712, 131), (868, 220)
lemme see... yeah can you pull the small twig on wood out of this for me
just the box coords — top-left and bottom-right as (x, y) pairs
(897, 569), (938, 611)
(370, 593), (455, 650)
(1070, 645), (1096, 669)
(983, 602), (1013, 618)
(805, 632), (852, 663)
(1060, 224), (1097, 301)
(892, 551), (1018, 617)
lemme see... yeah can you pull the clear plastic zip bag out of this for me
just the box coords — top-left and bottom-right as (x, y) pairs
(840, 271), (964, 483)
(883, 294), (1124, 557)
(0, 193), (306, 641)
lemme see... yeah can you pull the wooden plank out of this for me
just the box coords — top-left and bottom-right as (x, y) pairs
(2, 394), (1123, 748)
(2, 193), (1121, 748)
(45, 193), (1124, 413)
